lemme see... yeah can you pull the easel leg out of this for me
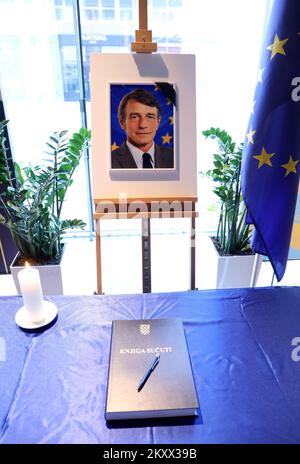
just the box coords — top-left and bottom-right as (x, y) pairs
(95, 219), (102, 294)
(142, 218), (151, 293)
(190, 216), (196, 290)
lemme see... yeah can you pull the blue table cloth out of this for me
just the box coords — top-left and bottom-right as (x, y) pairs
(0, 287), (300, 444)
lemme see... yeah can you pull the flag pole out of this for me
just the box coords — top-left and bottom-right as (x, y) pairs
(250, 253), (261, 287)
(271, 271), (275, 286)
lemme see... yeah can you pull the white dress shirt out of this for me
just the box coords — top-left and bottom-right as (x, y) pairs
(126, 141), (155, 169)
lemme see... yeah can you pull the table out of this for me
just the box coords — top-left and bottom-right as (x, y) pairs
(0, 287), (300, 444)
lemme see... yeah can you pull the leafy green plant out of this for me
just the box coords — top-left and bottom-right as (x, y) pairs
(0, 120), (91, 264)
(202, 127), (252, 254)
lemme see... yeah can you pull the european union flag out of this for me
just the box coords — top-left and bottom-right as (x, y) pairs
(241, 0), (300, 281)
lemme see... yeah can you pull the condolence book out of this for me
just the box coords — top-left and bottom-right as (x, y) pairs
(105, 318), (199, 421)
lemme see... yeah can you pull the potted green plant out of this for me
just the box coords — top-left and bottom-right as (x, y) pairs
(0, 119), (91, 294)
(202, 127), (261, 288)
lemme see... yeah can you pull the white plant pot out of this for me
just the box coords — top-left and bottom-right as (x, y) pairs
(209, 237), (262, 289)
(10, 248), (65, 296)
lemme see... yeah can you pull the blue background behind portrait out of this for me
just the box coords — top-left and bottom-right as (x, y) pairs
(110, 83), (175, 153)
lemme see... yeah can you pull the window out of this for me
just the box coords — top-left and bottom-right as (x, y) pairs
(0, 37), (24, 99)
(83, 0), (99, 4)
(0, 0), (87, 230)
(101, 0), (115, 20)
(82, 0), (100, 20)
(55, 0), (73, 21)
(152, 0), (166, 7)
(119, 0), (133, 20)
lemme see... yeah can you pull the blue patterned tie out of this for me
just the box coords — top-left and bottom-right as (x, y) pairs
(142, 153), (153, 169)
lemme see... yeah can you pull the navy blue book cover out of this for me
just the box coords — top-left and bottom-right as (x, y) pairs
(105, 318), (199, 420)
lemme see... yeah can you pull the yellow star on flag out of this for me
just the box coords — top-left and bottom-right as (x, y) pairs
(267, 33), (288, 60)
(162, 132), (173, 144)
(246, 127), (256, 145)
(111, 141), (119, 151)
(169, 116), (174, 125)
(281, 155), (299, 177)
(253, 147), (275, 168)
(166, 98), (172, 106)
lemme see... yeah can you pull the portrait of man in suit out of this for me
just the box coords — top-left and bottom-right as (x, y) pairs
(111, 87), (174, 169)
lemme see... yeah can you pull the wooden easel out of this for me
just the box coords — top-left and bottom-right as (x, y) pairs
(94, 197), (198, 294)
(93, 1), (198, 294)
(131, 0), (157, 53)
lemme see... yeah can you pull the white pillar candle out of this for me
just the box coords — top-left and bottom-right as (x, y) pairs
(18, 262), (45, 323)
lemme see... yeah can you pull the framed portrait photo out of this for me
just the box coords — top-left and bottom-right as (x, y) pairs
(110, 83), (176, 171)
(90, 53), (197, 199)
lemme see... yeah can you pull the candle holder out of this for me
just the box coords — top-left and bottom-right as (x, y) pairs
(15, 262), (58, 332)
(15, 300), (58, 333)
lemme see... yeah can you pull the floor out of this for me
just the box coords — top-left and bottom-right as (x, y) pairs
(0, 230), (299, 296)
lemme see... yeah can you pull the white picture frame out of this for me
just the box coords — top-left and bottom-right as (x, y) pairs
(90, 53), (197, 199)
